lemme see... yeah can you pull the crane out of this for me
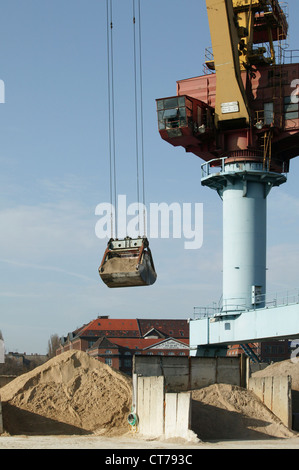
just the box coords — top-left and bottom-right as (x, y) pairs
(156, 0), (299, 356)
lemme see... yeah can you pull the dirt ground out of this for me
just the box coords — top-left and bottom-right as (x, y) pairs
(1, 434), (299, 449)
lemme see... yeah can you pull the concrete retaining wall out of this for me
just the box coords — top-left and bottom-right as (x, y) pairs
(134, 356), (243, 391)
(134, 357), (292, 437)
(133, 355), (246, 440)
(191, 357), (243, 389)
(248, 375), (292, 428)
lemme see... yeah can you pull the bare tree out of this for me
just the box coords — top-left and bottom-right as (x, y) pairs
(47, 333), (60, 358)
(0, 330), (3, 340)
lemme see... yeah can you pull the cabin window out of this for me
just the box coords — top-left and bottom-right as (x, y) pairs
(157, 96), (191, 130)
(264, 102), (274, 125)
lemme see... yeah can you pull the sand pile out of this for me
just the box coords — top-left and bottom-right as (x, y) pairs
(0, 350), (132, 436)
(191, 383), (295, 440)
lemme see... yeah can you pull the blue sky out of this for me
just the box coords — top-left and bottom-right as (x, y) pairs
(1, 0), (299, 354)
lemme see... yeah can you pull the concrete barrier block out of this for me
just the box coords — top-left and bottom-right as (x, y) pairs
(264, 376), (273, 409)
(137, 376), (164, 437)
(177, 392), (191, 431)
(165, 392), (198, 442)
(164, 393), (177, 437)
(272, 376), (292, 429)
(250, 377), (265, 402)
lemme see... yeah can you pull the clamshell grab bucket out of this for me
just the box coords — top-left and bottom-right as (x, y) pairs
(99, 237), (157, 288)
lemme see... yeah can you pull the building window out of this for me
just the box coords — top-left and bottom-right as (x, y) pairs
(105, 357), (112, 366)
(124, 359), (131, 368)
(105, 350), (112, 354)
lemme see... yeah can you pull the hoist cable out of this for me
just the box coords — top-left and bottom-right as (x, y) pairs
(106, 0), (117, 238)
(106, 0), (146, 240)
(106, 0), (113, 237)
(133, 0), (141, 236)
(137, 0), (147, 237)
(133, 0), (146, 237)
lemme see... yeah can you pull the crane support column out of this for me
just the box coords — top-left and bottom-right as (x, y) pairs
(201, 158), (287, 311)
(222, 165), (267, 311)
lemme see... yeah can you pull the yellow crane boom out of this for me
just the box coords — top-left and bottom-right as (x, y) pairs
(206, 0), (288, 129)
(205, 0), (250, 128)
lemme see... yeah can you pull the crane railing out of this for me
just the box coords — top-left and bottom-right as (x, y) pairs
(193, 287), (299, 319)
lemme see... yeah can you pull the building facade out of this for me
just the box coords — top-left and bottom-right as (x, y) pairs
(57, 316), (189, 374)
(227, 340), (292, 363)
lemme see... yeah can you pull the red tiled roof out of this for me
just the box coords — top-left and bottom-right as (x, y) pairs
(79, 318), (139, 335)
(137, 319), (188, 338)
(76, 318), (189, 339)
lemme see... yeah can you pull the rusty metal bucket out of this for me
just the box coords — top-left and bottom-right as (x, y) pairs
(99, 237), (157, 288)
